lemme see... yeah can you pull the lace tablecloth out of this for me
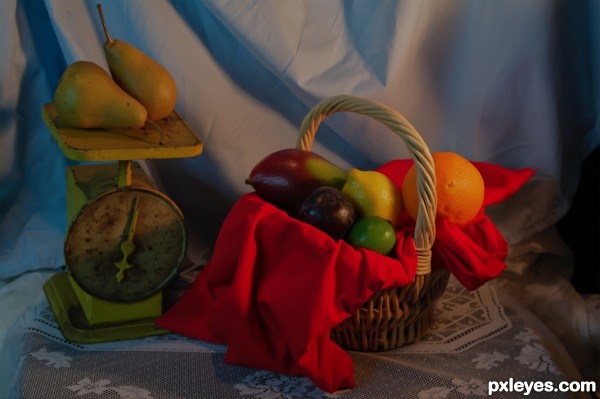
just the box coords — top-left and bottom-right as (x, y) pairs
(8, 276), (588, 399)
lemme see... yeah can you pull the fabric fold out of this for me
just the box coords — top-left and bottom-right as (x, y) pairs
(377, 159), (534, 290)
(157, 193), (416, 393)
(157, 158), (534, 393)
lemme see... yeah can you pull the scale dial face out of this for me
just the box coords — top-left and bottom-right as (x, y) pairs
(65, 187), (187, 303)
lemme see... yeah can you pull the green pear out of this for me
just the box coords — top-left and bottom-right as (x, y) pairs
(54, 60), (148, 129)
(97, 4), (178, 121)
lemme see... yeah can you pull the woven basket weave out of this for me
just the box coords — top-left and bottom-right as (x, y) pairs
(297, 95), (450, 352)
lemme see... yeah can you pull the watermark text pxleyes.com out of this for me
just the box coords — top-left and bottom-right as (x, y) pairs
(488, 378), (596, 396)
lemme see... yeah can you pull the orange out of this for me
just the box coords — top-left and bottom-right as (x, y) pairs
(402, 152), (485, 225)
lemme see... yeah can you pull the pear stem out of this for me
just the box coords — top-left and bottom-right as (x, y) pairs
(96, 4), (114, 45)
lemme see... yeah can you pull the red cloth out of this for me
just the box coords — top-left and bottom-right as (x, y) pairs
(377, 160), (535, 290)
(156, 159), (534, 393)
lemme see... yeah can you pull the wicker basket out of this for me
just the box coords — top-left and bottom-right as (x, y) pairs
(296, 95), (451, 352)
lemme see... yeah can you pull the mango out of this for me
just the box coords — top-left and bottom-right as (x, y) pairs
(245, 149), (347, 214)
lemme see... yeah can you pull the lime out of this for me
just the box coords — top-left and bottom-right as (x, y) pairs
(346, 216), (397, 255)
(341, 168), (403, 227)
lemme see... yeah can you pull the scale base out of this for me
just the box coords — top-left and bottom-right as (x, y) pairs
(44, 271), (169, 344)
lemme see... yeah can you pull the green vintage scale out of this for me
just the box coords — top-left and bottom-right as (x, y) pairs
(41, 103), (202, 344)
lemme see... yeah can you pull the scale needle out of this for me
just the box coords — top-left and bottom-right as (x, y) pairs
(115, 196), (141, 283)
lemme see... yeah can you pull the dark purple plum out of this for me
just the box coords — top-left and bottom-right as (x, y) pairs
(296, 186), (356, 239)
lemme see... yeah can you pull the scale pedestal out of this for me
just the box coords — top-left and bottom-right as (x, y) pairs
(41, 103), (202, 344)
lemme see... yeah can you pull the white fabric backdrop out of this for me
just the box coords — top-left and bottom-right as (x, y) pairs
(0, 0), (599, 390)
(1, 0), (599, 277)
(1, 0), (598, 279)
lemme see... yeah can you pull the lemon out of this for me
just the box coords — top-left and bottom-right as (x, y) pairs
(346, 216), (397, 255)
(341, 168), (403, 227)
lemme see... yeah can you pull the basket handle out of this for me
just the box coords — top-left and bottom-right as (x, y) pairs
(296, 95), (436, 275)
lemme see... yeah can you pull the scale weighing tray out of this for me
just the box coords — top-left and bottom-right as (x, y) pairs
(42, 102), (203, 161)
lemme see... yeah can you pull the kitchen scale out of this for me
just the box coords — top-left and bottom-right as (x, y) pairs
(41, 102), (203, 344)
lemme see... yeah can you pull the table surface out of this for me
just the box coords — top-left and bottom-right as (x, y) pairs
(10, 275), (589, 399)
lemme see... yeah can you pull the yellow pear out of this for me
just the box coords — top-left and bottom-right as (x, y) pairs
(97, 4), (178, 121)
(54, 60), (148, 129)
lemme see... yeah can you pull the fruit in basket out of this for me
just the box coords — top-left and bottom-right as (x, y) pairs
(296, 186), (356, 239)
(341, 169), (403, 228)
(54, 60), (148, 129)
(402, 151), (484, 225)
(346, 216), (397, 255)
(245, 149), (347, 214)
(97, 4), (177, 121)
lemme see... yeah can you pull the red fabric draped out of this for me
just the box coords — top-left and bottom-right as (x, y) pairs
(377, 159), (535, 290)
(156, 159), (534, 393)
